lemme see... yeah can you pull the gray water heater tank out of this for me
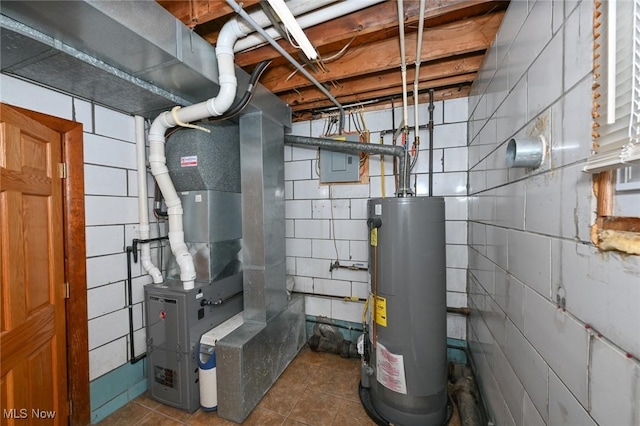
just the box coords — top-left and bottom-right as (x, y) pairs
(363, 196), (448, 426)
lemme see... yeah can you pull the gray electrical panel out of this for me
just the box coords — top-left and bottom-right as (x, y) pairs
(319, 133), (361, 183)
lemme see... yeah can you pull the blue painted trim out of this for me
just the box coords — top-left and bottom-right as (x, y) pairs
(90, 392), (128, 424)
(90, 360), (148, 424)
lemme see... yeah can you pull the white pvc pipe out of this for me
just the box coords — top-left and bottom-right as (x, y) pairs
(413, 0), (426, 138)
(397, 0), (409, 130)
(235, 0), (385, 52)
(148, 19), (246, 290)
(232, 0), (335, 43)
(136, 116), (163, 284)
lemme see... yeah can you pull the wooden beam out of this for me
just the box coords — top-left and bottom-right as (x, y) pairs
(157, 0), (260, 27)
(291, 86), (470, 121)
(280, 53), (483, 106)
(259, 11), (504, 93)
(289, 78), (473, 112)
(231, 0), (505, 66)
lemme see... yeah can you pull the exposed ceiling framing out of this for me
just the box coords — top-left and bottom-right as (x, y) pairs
(158, 0), (508, 121)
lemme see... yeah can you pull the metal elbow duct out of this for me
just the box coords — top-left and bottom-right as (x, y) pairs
(147, 17), (247, 290)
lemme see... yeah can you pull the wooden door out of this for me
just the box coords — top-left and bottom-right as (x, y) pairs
(0, 105), (68, 424)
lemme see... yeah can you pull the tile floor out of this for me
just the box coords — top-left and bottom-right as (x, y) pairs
(98, 345), (462, 425)
(97, 345), (376, 426)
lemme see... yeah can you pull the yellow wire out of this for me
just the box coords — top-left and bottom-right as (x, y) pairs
(362, 296), (369, 324)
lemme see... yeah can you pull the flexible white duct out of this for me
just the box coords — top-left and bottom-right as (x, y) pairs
(135, 116), (163, 284)
(235, 0), (385, 52)
(147, 18), (247, 290)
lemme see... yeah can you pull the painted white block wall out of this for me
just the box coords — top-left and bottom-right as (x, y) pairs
(0, 74), (160, 381)
(286, 98), (469, 340)
(467, 1), (640, 425)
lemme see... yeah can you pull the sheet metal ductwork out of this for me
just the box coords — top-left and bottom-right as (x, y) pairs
(0, 0), (289, 124)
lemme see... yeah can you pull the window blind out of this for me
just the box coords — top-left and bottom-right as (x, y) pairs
(585, 0), (640, 173)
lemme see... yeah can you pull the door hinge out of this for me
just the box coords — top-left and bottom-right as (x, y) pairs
(58, 162), (68, 179)
(64, 282), (70, 299)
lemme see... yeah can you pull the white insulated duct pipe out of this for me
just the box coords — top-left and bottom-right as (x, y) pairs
(413, 0), (426, 139)
(147, 19), (247, 290)
(234, 0), (386, 53)
(135, 116), (163, 284)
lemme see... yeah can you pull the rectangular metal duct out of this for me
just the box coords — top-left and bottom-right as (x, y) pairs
(0, 0), (290, 125)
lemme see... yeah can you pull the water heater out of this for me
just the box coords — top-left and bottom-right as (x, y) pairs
(360, 196), (449, 425)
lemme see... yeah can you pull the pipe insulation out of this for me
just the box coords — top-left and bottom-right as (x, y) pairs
(135, 116), (163, 284)
(147, 18), (247, 290)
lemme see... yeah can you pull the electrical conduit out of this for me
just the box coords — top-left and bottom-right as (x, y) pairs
(135, 116), (163, 284)
(147, 18), (247, 290)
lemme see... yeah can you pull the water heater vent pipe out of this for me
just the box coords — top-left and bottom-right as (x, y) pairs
(147, 17), (248, 290)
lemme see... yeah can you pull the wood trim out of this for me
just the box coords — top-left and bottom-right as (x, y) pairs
(4, 104), (90, 425)
(600, 217), (640, 233)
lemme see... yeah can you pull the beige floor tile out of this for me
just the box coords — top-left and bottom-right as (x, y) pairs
(97, 401), (152, 425)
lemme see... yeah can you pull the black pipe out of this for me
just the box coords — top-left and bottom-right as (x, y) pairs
(209, 59), (271, 121)
(126, 236), (168, 364)
(200, 289), (243, 307)
(305, 318), (364, 333)
(428, 89), (435, 197)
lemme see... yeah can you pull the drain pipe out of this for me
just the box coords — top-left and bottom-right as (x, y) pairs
(135, 116), (163, 284)
(226, 0), (345, 133)
(148, 18), (247, 290)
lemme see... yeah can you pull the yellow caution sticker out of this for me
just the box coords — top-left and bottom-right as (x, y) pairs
(375, 296), (387, 327)
(370, 228), (378, 247)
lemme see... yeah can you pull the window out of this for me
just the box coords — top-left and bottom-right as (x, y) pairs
(588, 0), (640, 255)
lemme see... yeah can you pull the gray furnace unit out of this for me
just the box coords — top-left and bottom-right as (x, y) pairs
(145, 122), (244, 412)
(360, 196), (449, 426)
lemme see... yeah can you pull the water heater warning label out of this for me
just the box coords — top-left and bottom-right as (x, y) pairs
(376, 342), (407, 394)
(180, 155), (198, 167)
(375, 296), (387, 327)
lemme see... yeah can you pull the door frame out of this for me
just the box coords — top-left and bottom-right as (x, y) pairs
(5, 104), (90, 425)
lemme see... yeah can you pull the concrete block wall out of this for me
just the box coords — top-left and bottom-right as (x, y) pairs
(286, 99), (470, 340)
(0, 74), (159, 422)
(467, 1), (640, 425)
